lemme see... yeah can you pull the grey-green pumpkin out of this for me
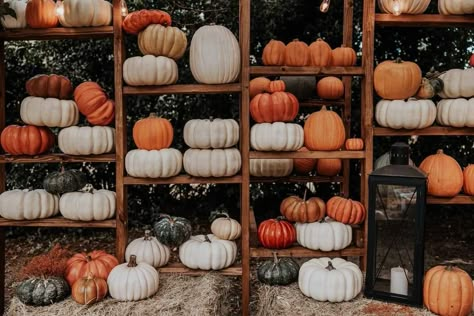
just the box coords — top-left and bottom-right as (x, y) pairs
(43, 168), (87, 194)
(257, 253), (299, 285)
(153, 214), (192, 249)
(16, 277), (70, 306)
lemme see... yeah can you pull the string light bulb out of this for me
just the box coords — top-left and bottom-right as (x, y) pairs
(55, 0), (64, 17)
(320, 0), (330, 13)
(120, 0), (128, 17)
(392, 0), (402, 16)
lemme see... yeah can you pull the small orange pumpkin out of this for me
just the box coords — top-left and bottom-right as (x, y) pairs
(463, 165), (474, 196)
(250, 77), (271, 99)
(345, 138), (364, 151)
(262, 40), (286, 66)
(316, 77), (344, 100)
(133, 113), (174, 150)
(25, 0), (58, 28)
(331, 45), (356, 66)
(280, 193), (326, 223)
(309, 38), (332, 67)
(1, 125), (54, 155)
(250, 91), (299, 123)
(122, 9), (172, 35)
(326, 196), (366, 225)
(304, 106), (345, 151)
(316, 158), (342, 177)
(26, 74), (73, 99)
(293, 146), (317, 174)
(74, 82), (115, 126)
(285, 39), (310, 67)
(374, 58), (422, 100)
(71, 273), (108, 305)
(268, 80), (286, 93)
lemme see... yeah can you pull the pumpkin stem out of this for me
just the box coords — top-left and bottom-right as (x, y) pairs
(326, 261), (336, 271)
(445, 265), (454, 271)
(272, 252), (279, 264)
(80, 183), (95, 194)
(59, 164), (65, 173)
(394, 57), (403, 64)
(275, 216), (287, 222)
(436, 149), (444, 154)
(128, 255), (138, 267)
(144, 230), (152, 240)
(320, 106), (328, 111)
(303, 188), (308, 201)
(158, 213), (173, 223)
(86, 272), (95, 279)
(86, 255), (92, 262)
(204, 235), (212, 243)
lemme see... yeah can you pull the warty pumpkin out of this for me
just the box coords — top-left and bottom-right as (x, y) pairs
(436, 98), (474, 128)
(326, 196), (366, 225)
(250, 91), (299, 123)
(65, 250), (118, 287)
(304, 106), (345, 151)
(316, 158), (342, 177)
(262, 39), (285, 66)
(293, 146), (316, 174)
(375, 98), (437, 129)
(138, 24), (187, 60)
(316, 76), (344, 100)
(258, 217), (296, 249)
(25, 74), (72, 99)
(374, 58), (422, 100)
(74, 82), (114, 126)
(280, 192), (326, 223)
(331, 45), (356, 66)
(250, 122), (304, 152)
(123, 55), (178, 86)
(285, 39), (310, 66)
(378, 0), (430, 14)
(309, 38), (332, 67)
(122, 9), (172, 35)
(463, 165), (474, 196)
(58, 0), (112, 27)
(125, 148), (183, 178)
(20, 96), (79, 128)
(132, 113), (173, 150)
(58, 126), (115, 155)
(0, 0), (27, 29)
(25, 0), (58, 28)
(71, 273), (107, 305)
(1, 124), (54, 155)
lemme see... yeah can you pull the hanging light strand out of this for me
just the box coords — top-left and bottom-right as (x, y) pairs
(320, 0), (331, 13)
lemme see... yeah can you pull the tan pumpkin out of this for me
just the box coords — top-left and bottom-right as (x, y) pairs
(210, 212), (242, 240)
(293, 146), (317, 174)
(285, 39), (310, 67)
(58, 0), (112, 27)
(262, 39), (286, 66)
(280, 192), (326, 223)
(138, 24), (187, 60)
(345, 138), (364, 151)
(304, 106), (345, 151)
(463, 165), (474, 196)
(374, 58), (422, 100)
(326, 196), (366, 225)
(316, 77), (344, 100)
(309, 38), (332, 67)
(249, 77), (271, 99)
(250, 159), (293, 177)
(316, 158), (342, 177)
(331, 45), (356, 66)
(378, 0), (430, 14)
(439, 0), (474, 15)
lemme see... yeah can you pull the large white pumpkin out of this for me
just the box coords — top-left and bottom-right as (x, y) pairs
(0, 0), (27, 29)
(125, 148), (182, 178)
(439, 0), (474, 14)
(59, 187), (116, 221)
(125, 230), (170, 268)
(123, 55), (178, 86)
(436, 98), (474, 128)
(179, 234), (237, 270)
(190, 24), (241, 84)
(375, 99), (436, 129)
(438, 69), (474, 98)
(251, 122), (304, 151)
(138, 24), (187, 60)
(295, 217), (352, 251)
(107, 255), (159, 301)
(298, 257), (363, 302)
(58, 126), (115, 155)
(58, 0), (112, 27)
(183, 118), (239, 149)
(0, 189), (59, 220)
(378, 0), (430, 14)
(20, 97), (79, 128)
(183, 148), (241, 177)
(249, 159), (293, 177)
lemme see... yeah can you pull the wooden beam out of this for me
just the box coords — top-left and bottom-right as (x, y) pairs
(158, 263), (242, 276)
(373, 126), (474, 136)
(427, 195), (474, 205)
(250, 246), (365, 258)
(0, 27), (113, 40)
(123, 84), (242, 95)
(375, 14), (474, 27)
(0, 154), (116, 163)
(250, 66), (365, 76)
(124, 175), (242, 185)
(250, 175), (343, 183)
(249, 150), (365, 159)
(0, 217), (116, 228)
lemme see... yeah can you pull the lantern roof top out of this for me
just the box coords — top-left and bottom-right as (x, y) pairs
(370, 164), (427, 179)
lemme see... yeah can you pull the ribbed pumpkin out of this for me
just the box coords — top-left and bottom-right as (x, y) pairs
(293, 146), (317, 174)
(210, 212), (242, 241)
(125, 230), (170, 268)
(463, 165), (474, 196)
(317, 158), (342, 177)
(436, 98), (474, 128)
(419, 149), (463, 197)
(71, 273), (108, 305)
(262, 39), (286, 66)
(65, 250), (119, 287)
(250, 91), (299, 123)
(183, 148), (241, 177)
(73, 82), (114, 126)
(25, 0), (58, 28)
(122, 9), (172, 35)
(269, 80), (286, 92)
(439, 0), (474, 15)
(374, 58), (422, 100)
(316, 77), (344, 100)
(250, 123), (304, 152)
(309, 38), (332, 67)
(326, 196), (366, 225)
(43, 168), (87, 194)
(125, 149), (182, 178)
(285, 39), (310, 66)
(250, 159), (293, 177)
(153, 214), (192, 249)
(58, 0), (112, 27)
(331, 45), (356, 66)
(438, 69), (474, 99)
(257, 253), (299, 286)
(296, 218), (352, 251)
(123, 55), (178, 86)
(258, 217), (296, 249)
(20, 97), (79, 128)
(138, 24), (187, 60)
(26, 74), (73, 99)
(249, 77), (271, 99)
(132, 113), (173, 150)
(304, 106), (345, 151)
(378, 0), (430, 14)
(376, 98), (437, 129)
(345, 138), (364, 151)
(280, 192), (326, 223)
(1, 125), (54, 155)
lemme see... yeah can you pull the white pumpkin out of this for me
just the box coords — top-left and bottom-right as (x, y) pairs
(375, 99), (436, 129)
(58, 126), (115, 155)
(123, 55), (178, 86)
(298, 257), (363, 302)
(183, 148), (241, 177)
(59, 187), (115, 221)
(0, 189), (59, 220)
(20, 96), (79, 128)
(249, 159), (293, 177)
(184, 118), (239, 149)
(378, 0), (430, 14)
(107, 255), (159, 301)
(438, 69), (474, 99)
(295, 217), (352, 251)
(125, 230), (170, 268)
(178, 234), (237, 270)
(138, 24), (187, 60)
(374, 152), (415, 170)
(210, 213), (242, 240)
(190, 24), (241, 84)
(125, 148), (182, 178)
(436, 98), (474, 128)
(58, 0), (112, 27)
(250, 123), (304, 151)
(0, 0), (27, 29)
(439, 0), (474, 15)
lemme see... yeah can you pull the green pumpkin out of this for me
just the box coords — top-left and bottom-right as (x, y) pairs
(16, 277), (70, 306)
(153, 214), (192, 249)
(257, 253), (299, 285)
(43, 168), (87, 194)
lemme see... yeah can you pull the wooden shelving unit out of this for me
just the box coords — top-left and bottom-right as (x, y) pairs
(250, 246), (366, 258)
(0, 217), (116, 228)
(373, 126), (474, 136)
(123, 83), (242, 95)
(375, 14), (474, 27)
(0, 26), (114, 40)
(0, 153), (116, 163)
(250, 66), (365, 76)
(159, 263), (243, 276)
(249, 150), (366, 159)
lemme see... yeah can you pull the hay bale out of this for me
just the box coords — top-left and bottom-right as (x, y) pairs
(7, 274), (232, 316)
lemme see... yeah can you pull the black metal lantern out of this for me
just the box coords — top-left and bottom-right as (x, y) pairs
(365, 143), (427, 306)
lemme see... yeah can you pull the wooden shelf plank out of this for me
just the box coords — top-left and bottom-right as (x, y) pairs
(124, 175), (242, 185)
(375, 14), (474, 27)
(250, 246), (365, 258)
(373, 126), (474, 136)
(158, 262), (242, 276)
(0, 153), (115, 163)
(0, 216), (116, 228)
(250, 175), (343, 183)
(250, 66), (364, 76)
(0, 27), (114, 41)
(249, 150), (365, 159)
(123, 83), (242, 95)
(427, 194), (474, 205)
(299, 99), (346, 107)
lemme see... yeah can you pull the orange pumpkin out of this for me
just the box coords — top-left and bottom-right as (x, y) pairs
(345, 138), (364, 151)
(268, 80), (286, 93)
(250, 91), (299, 123)
(419, 149), (463, 197)
(316, 158), (342, 177)
(293, 146), (316, 174)
(316, 77), (344, 100)
(326, 196), (366, 225)
(133, 113), (174, 150)
(0, 125), (54, 155)
(25, 0), (58, 28)
(250, 77), (271, 99)
(122, 9), (172, 35)
(331, 45), (356, 66)
(74, 82), (115, 126)
(71, 273), (108, 305)
(463, 165), (474, 196)
(423, 265), (473, 316)
(374, 58), (422, 100)
(65, 250), (118, 287)
(262, 40), (286, 66)
(26, 74), (73, 99)
(285, 39), (310, 66)
(304, 106), (345, 150)
(280, 193), (326, 223)
(309, 38), (332, 67)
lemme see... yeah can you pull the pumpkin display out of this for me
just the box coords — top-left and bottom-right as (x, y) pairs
(249, 77), (271, 99)
(295, 217), (352, 251)
(293, 146), (317, 174)
(58, 126), (115, 155)
(107, 255), (159, 301)
(1, 124), (54, 155)
(123, 55), (178, 86)
(125, 230), (170, 268)
(309, 38), (332, 67)
(71, 273), (107, 305)
(58, 0), (112, 27)
(463, 165), (474, 196)
(59, 187), (116, 221)
(298, 257), (363, 302)
(257, 252), (299, 286)
(280, 76), (316, 100)
(326, 196), (366, 225)
(132, 113), (173, 150)
(331, 45), (356, 66)
(250, 159), (293, 177)
(262, 39), (286, 66)
(65, 250), (118, 287)
(419, 149), (463, 197)
(74, 82), (114, 126)
(190, 24), (240, 84)
(125, 148), (183, 178)
(20, 97), (79, 128)
(436, 98), (474, 128)
(304, 106), (345, 151)
(43, 168), (87, 194)
(280, 193), (326, 223)
(439, 0), (474, 15)
(374, 151), (415, 170)
(179, 234), (237, 270)
(375, 99), (437, 129)
(438, 69), (474, 98)
(374, 58), (422, 100)
(122, 9), (172, 35)
(285, 39), (310, 66)
(25, 74), (73, 99)
(316, 158), (342, 177)
(183, 118), (239, 149)
(0, 0), (27, 29)
(423, 265), (473, 316)
(210, 212), (242, 240)
(16, 277), (69, 306)
(378, 0), (430, 14)
(316, 77), (344, 100)
(250, 91), (299, 123)
(138, 24), (187, 60)
(345, 138), (364, 151)
(258, 217), (296, 249)
(415, 77), (444, 99)
(153, 214), (192, 249)
(250, 123), (304, 152)
(0, 189), (59, 220)
(183, 148), (241, 177)
(25, 0), (58, 28)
